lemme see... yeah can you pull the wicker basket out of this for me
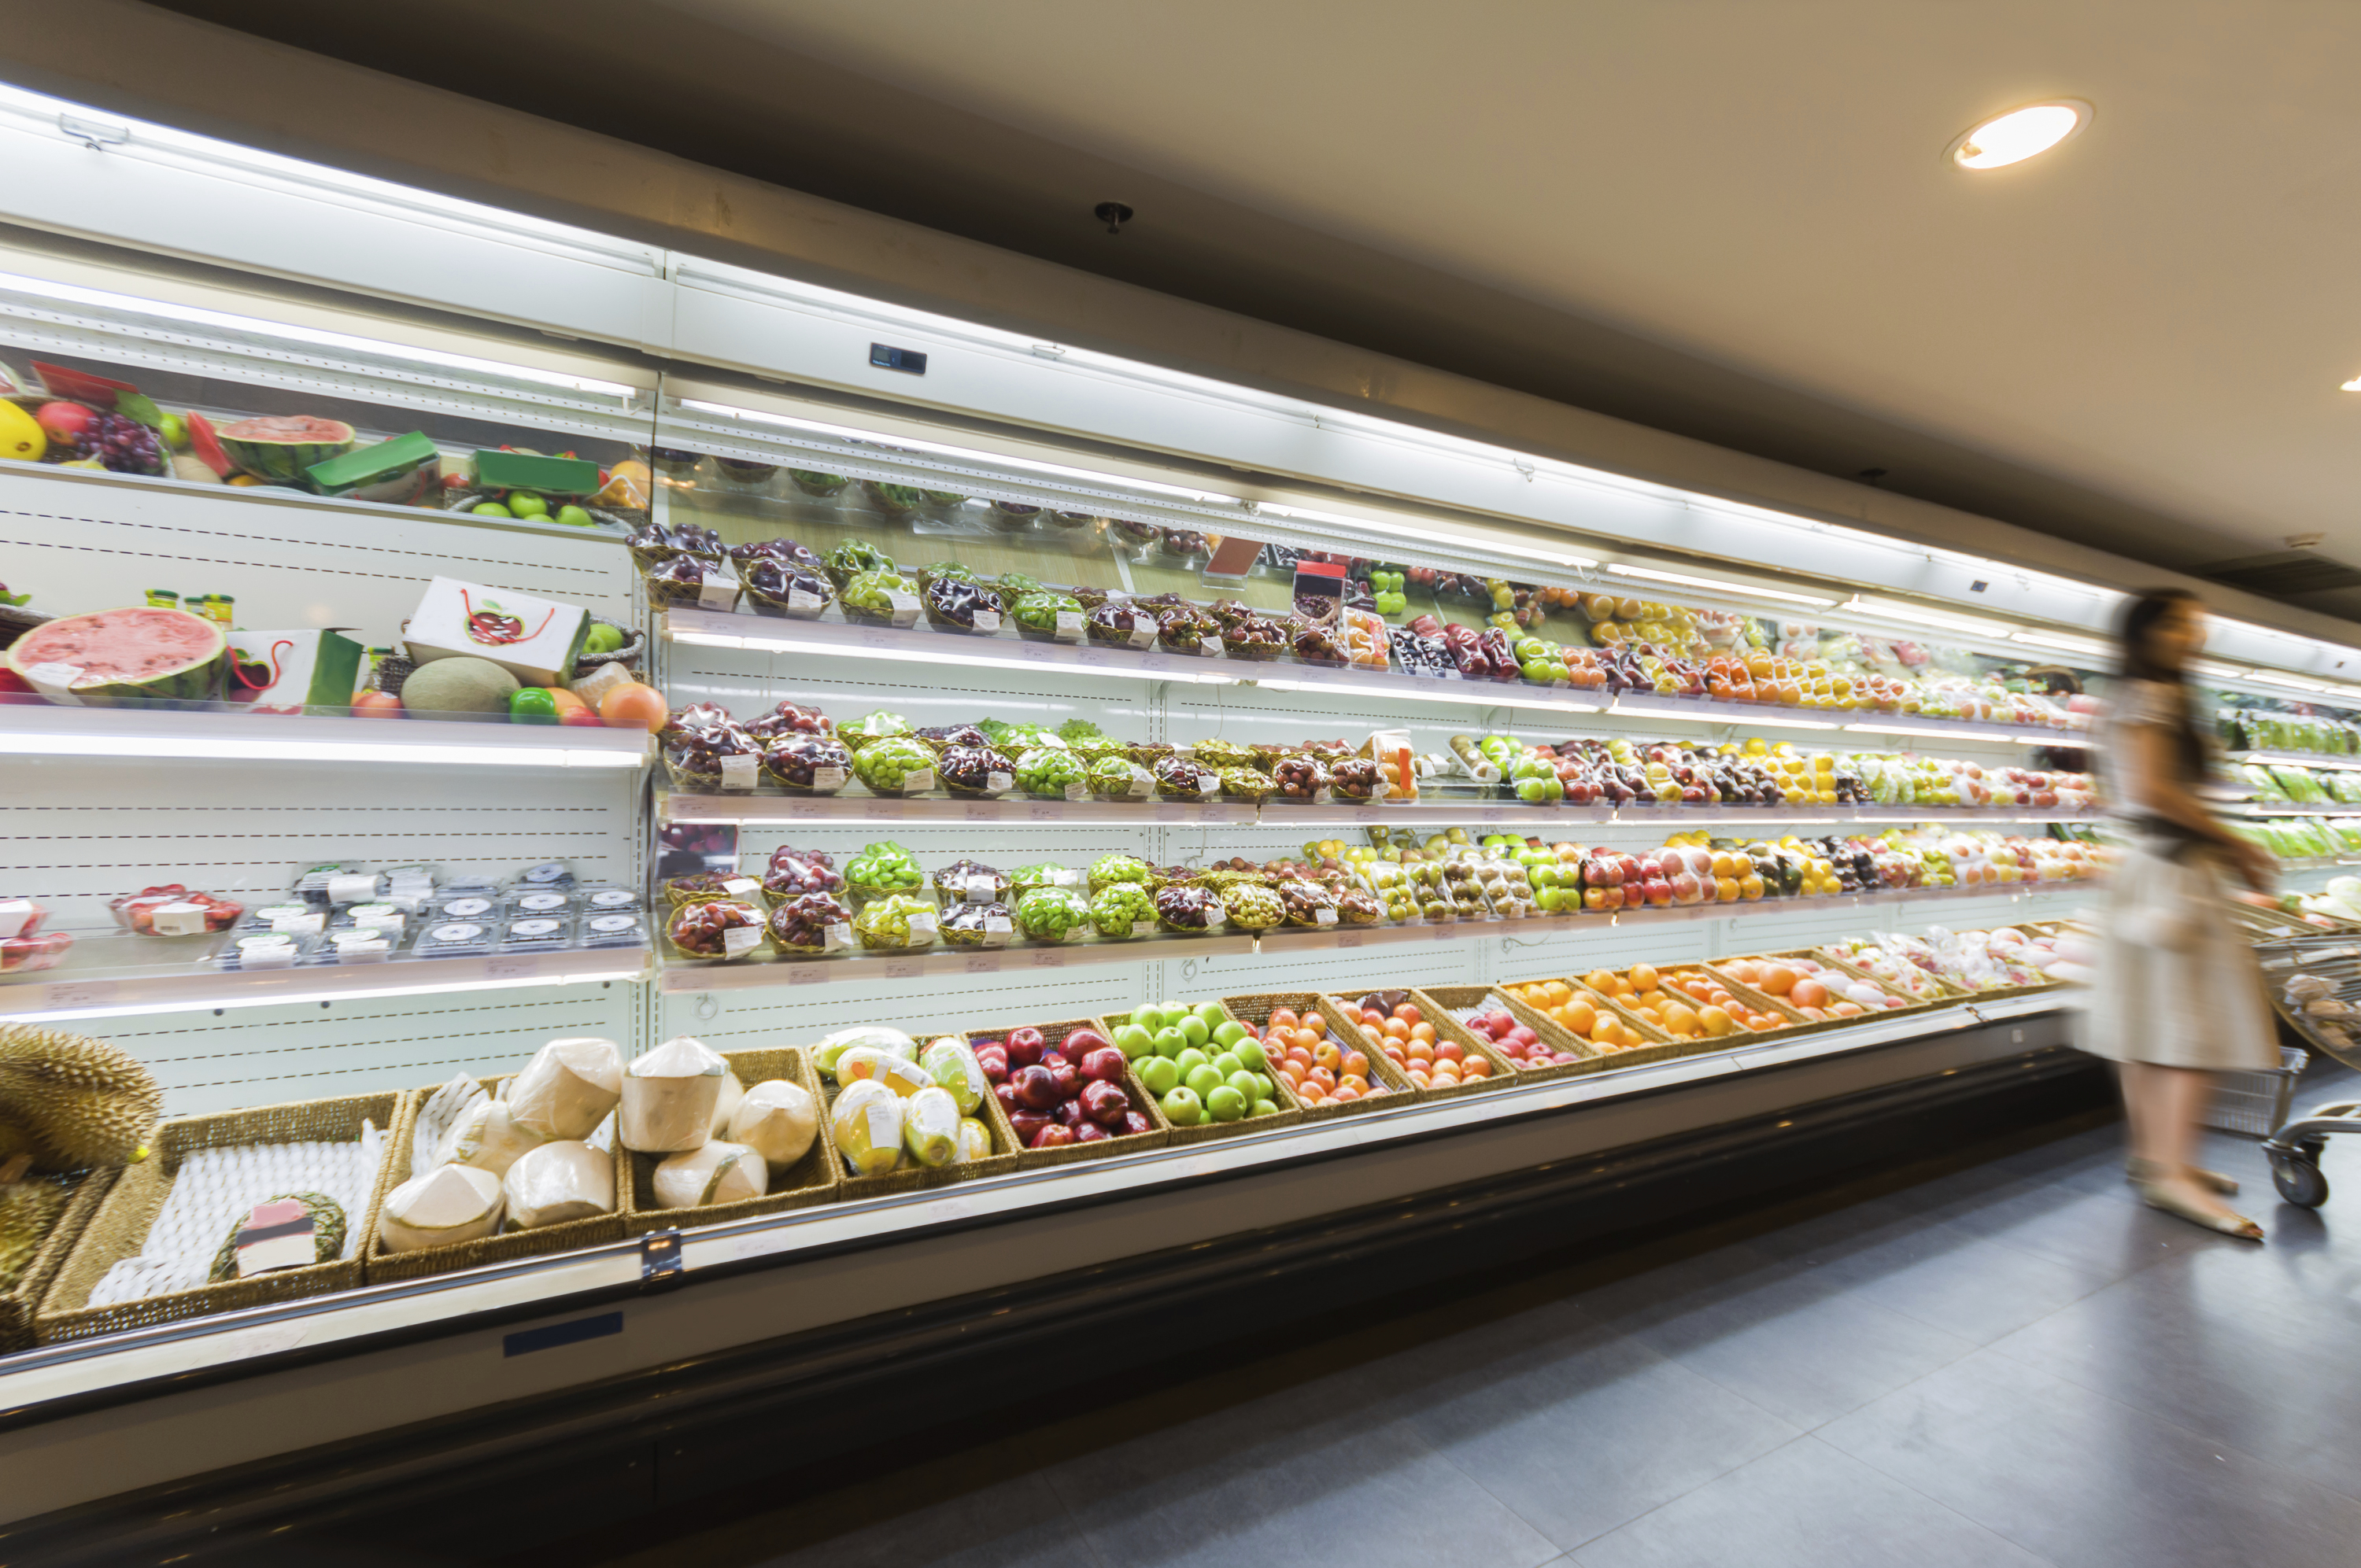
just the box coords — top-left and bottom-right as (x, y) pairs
(625, 1047), (839, 1233)
(1463, 981), (1694, 1075)
(1098, 1005), (1303, 1143)
(1665, 963), (1823, 1036)
(1394, 987), (1531, 1092)
(40, 1093), (409, 1341)
(1218, 991), (1415, 1120)
(571, 617), (645, 680)
(1803, 946), (2030, 1006)
(1746, 950), (1949, 1020)
(964, 1018), (1169, 1168)
(0, 1168), (116, 1352)
(364, 1076), (625, 1286)
(817, 1038), (1022, 1201)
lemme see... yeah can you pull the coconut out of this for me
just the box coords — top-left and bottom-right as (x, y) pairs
(619, 1035), (726, 1153)
(726, 1079), (819, 1170)
(378, 1164), (504, 1253)
(652, 1139), (767, 1210)
(502, 1141), (615, 1229)
(709, 1068), (746, 1136)
(508, 1036), (623, 1142)
(436, 1096), (544, 1176)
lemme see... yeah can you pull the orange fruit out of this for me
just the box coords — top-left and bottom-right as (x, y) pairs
(1629, 963), (1659, 992)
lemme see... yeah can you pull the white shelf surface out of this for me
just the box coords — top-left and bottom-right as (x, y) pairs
(0, 702), (653, 769)
(663, 608), (2084, 743)
(0, 946), (651, 1024)
(0, 993), (2067, 1415)
(2227, 802), (2361, 817)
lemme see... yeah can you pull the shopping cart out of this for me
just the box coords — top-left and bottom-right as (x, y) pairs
(2252, 935), (2361, 1207)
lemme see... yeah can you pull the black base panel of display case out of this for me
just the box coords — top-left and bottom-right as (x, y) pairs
(7, 1047), (2109, 1566)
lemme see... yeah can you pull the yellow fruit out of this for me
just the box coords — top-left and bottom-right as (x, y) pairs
(0, 403), (44, 463)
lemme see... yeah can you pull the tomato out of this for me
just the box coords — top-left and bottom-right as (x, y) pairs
(351, 690), (404, 719)
(558, 703), (607, 729)
(598, 682), (667, 732)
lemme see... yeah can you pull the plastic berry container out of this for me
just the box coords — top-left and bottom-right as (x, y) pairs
(501, 916), (575, 953)
(580, 912), (651, 950)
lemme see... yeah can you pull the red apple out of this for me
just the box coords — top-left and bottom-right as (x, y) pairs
(1011, 1109), (1055, 1142)
(1120, 1111), (1155, 1137)
(1074, 1122), (1110, 1143)
(1081, 1079), (1131, 1126)
(1029, 1123), (1076, 1150)
(1014, 1064), (1061, 1110)
(1006, 1027), (1047, 1068)
(1062, 1028), (1114, 1057)
(1046, 1058), (1081, 1101)
(974, 1045), (1010, 1083)
(994, 1081), (1022, 1113)
(1643, 877), (1672, 907)
(1080, 1046), (1128, 1084)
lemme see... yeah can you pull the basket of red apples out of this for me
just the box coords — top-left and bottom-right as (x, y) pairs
(965, 1018), (1169, 1169)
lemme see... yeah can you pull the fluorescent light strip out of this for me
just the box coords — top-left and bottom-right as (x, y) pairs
(0, 968), (648, 1024)
(1608, 699), (1837, 729)
(0, 268), (640, 400)
(1255, 503), (1597, 570)
(1722, 713), (1843, 732)
(1605, 563), (1837, 607)
(2009, 631), (2112, 659)
(670, 628), (1241, 686)
(1840, 596), (2024, 640)
(1842, 721), (2034, 744)
(0, 732), (647, 767)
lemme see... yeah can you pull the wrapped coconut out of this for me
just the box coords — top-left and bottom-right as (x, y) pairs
(507, 1036), (623, 1142)
(437, 1096), (544, 1177)
(812, 1025), (918, 1079)
(902, 1085), (960, 1168)
(709, 1068), (747, 1136)
(652, 1138), (768, 1209)
(726, 1079), (819, 1169)
(620, 1035), (727, 1153)
(502, 1141), (615, 1229)
(378, 1164), (504, 1253)
(830, 1079), (904, 1176)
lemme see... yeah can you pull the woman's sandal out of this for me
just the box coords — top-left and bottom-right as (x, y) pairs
(2126, 1157), (2238, 1195)
(2138, 1180), (2264, 1241)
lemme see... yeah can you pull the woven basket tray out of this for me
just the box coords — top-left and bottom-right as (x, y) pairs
(364, 1075), (626, 1286)
(1098, 1005), (1304, 1143)
(41, 1093), (409, 1341)
(1746, 950), (1949, 1020)
(1472, 981), (1695, 1075)
(1218, 991), (1414, 1120)
(0, 1168), (116, 1352)
(1397, 986), (1538, 1091)
(817, 1037), (1022, 1201)
(965, 1018), (1169, 1169)
(624, 1047), (840, 1235)
(1807, 945), (2045, 1005)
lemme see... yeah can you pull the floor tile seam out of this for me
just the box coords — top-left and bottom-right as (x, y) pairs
(1387, 1408), (1600, 1566)
(1783, 1330), (1990, 1437)
(1791, 1430), (2074, 1568)
(1554, 1431), (1821, 1559)
(1037, 1462), (1121, 1568)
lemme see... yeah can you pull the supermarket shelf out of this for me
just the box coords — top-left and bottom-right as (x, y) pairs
(0, 701), (653, 769)
(0, 994), (2067, 1421)
(2241, 751), (2361, 772)
(2226, 802), (2361, 817)
(660, 788), (2103, 833)
(659, 880), (2089, 994)
(663, 608), (2081, 742)
(0, 946), (651, 1024)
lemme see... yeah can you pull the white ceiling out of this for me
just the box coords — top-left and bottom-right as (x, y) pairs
(656, 0), (2361, 585)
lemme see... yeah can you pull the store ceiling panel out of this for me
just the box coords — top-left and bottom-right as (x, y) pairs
(146, 0), (2361, 617)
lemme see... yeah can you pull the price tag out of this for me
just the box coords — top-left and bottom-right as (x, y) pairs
(866, 799), (906, 819)
(697, 571), (738, 611)
(1129, 622), (1156, 649)
(1055, 610), (1084, 641)
(1351, 806), (1380, 825)
(885, 588), (922, 627)
(1030, 949), (1066, 969)
(824, 921), (852, 952)
(722, 924), (761, 956)
(987, 770), (1014, 793)
(150, 902), (210, 937)
(1064, 780), (1087, 802)
(884, 955), (925, 980)
(964, 802), (999, 822)
(20, 662), (85, 703)
(903, 769), (935, 794)
(269, 911), (327, 935)
(811, 765), (847, 791)
(1199, 636), (1224, 658)
(719, 753), (757, 791)
(327, 873), (379, 906)
(1197, 773), (1220, 795)
(1313, 788), (1332, 806)
(1314, 906), (1338, 925)
(971, 610), (1002, 634)
(787, 961), (833, 985)
(983, 913), (1014, 939)
(485, 954), (539, 979)
(788, 588), (823, 611)
(966, 875), (996, 904)
(41, 979), (119, 1009)
(1022, 641), (1054, 662)
(1049, 867), (1083, 887)
(964, 954), (999, 973)
(1129, 777), (1153, 799)
(232, 1199), (316, 1278)
(1029, 802), (1060, 821)
(1142, 654), (1170, 672)
(907, 912), (938, 939)
(1337, 931), (1365, 948)
(721, 876), (759, 898)
(790, 801), (826, 820)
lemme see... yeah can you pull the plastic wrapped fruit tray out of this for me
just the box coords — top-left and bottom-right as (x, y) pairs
(623, 1046), (841, 1235)
(1095, 1005), (1305, 1144)
(1217, 991), (1417, 1123)
(1731, 951), (1945, 1027)
(1772, 948), (1969, 1012)
(822, 1039), (1023, 1201)
(962, 1017), (1169, 1170)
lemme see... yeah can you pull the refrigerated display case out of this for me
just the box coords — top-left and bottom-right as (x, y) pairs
(0, 80), (2351, 1534)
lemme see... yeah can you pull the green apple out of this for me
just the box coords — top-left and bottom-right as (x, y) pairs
(506, 491), (549, 517)
(1206, 1085), (1247, 1122)
(1193, 1002), (1227, 1032)
(1233, 1039), (1269, 1073)
(1251, 1098), (1280, 1118)
(1212, 1020), (1247, 1049)
(553, 504), (594, 527)
(1225, 1070), (1260, 1105)
(1177, 1015), (1210, 1048)
(1114, 1023), (1155, 1059)
(1160, 1086), (1203, 1127)
(1158, 1000), (1189, 1028)
(1174, 1047), (1210, 1077)
(1138, 1056), (1180, 1096)
(1253, 1072), (1274, 1101)
(1184, 1064), (1223, 1100)
(1153, 1027), (1189, 1060)
(1210, 1051), (1243, 1079)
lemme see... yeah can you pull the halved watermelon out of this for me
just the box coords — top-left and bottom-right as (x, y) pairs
(5, 607), (225, 705)
(216, 415), (355, 483)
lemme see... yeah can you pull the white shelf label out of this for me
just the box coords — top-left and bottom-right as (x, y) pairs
(721, 876), (759, 898)
(788, 588), (823, 611)
(1129, 622), (1156, 649)
(722, 924), (761, 956)
(1030, 949), (1066, 968)
(1055, 611), (1084, 640)
(811, 765), (847, 791)
(485, 955), (540, 979)
(884, 956), (924, 980)
(719, 754), (757, 791)
(987, 770), (1014, 793)
(971, 610), (1002, 633)
(903, 769), (935, 795)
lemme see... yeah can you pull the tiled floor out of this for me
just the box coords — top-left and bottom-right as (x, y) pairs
(586, 1065), (2361, 1568)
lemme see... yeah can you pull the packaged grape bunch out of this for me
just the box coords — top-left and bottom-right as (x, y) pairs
(643, 554), (741, 614)
(986, 500), (1040, 533)
(1151, 753), (1220, 802)
(728, 536), (826, 574)
(1277, 876), (1340, 928)
(838, 710), (913, 753)
(664, 722), (763, 792)
(1272, 754), (1333, 804)
(666, 899), (768, 962)
(841, 569), (922, 629)
(1289, 614), (1350, 669)
(1015, 745), (1088, 802)
(863, 480), (924, 514)
(1089, 754), (1155, 802)
(1154, 604), (1225, 659)
(854, 894), (939, 950)
(1155, 883), (1226, 937)
(628, 519), (713, 570)
(789, 468), (851, 497)
(1223, 882), (1285, 932)
(922, 576), (1005, 636)
(767, 891), (852, 955)
(1085, 600), (1159, 652)
(761, 846), (843, 901)
(917, 561), (981, 588)
(850, 735), (937, 798)
(1011, 590), (1085, 644)
(759, 733), (852, 795)
(1335, 885), (1386, 925)
(936, 743), (1017, 799)
(1087, 854), (1158, 897)
(1008, 861), (1081, 897)
(1014, 885), (1089, 943)
(741, 558), (835, 621)
(822, 539), (894, 589)
(744, 699), (834, 742)
(932, 858), (1012, 906)
(1218, 767), (1279, 805)
(1220, 612), (1288, 662)
(663, 870), (761, 907)
(940, 900), (1016, 949)
(844, 841), (926, 906)
(1328, 756), (1381, 803)
(1088, 882), (1156, 939)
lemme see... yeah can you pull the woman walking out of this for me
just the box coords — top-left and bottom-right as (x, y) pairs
(2086, 588), (2278, 1239)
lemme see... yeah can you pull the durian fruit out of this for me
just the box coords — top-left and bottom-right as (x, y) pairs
(0, 1156), (68, 1293)
(207, 1191), (347, 1282)
(0, 1025), (161, 1172)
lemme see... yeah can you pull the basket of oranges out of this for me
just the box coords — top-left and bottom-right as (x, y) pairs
(1393, 986), (1537, 1092)
(1220, 993), (1417, 1120)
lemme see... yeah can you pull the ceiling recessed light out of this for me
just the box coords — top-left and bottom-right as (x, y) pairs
(1947, 100), (2091, 170)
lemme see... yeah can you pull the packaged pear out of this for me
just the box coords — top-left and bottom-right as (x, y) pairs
(829, 1079), (904, 1176)
(378, 1164), (504, 1253)
(835, 1046), (934, 1099)
(620, 1035), (727, 1153)
(953, 1117), (993, 1164)
(918, 1036), (988, 1115)
(811, 1025), (918, 1079)
(901, 1086), (961, 1167)
(507, 1036), (623, 1142)
(436, 1096), (544, 1176)
(502, 1141), (615, 1229)
(708, 1068), (746, 1135)
(726, 1079), (819, 1169)
(652, 1139), (768, 1209)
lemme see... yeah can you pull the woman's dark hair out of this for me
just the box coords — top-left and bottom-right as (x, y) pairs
(2115, 587), (2208, 780)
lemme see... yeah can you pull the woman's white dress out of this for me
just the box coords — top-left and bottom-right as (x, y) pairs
(2082, 679), (2279, 1072)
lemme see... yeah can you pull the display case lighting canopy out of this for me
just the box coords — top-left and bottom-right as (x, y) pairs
(1604, 563), (1838, 608)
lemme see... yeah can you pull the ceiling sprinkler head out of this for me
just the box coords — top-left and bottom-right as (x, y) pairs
(1094, 201), (1134, 234)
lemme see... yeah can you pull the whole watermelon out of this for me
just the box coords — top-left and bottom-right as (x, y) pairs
(4, 606), (226, 705)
